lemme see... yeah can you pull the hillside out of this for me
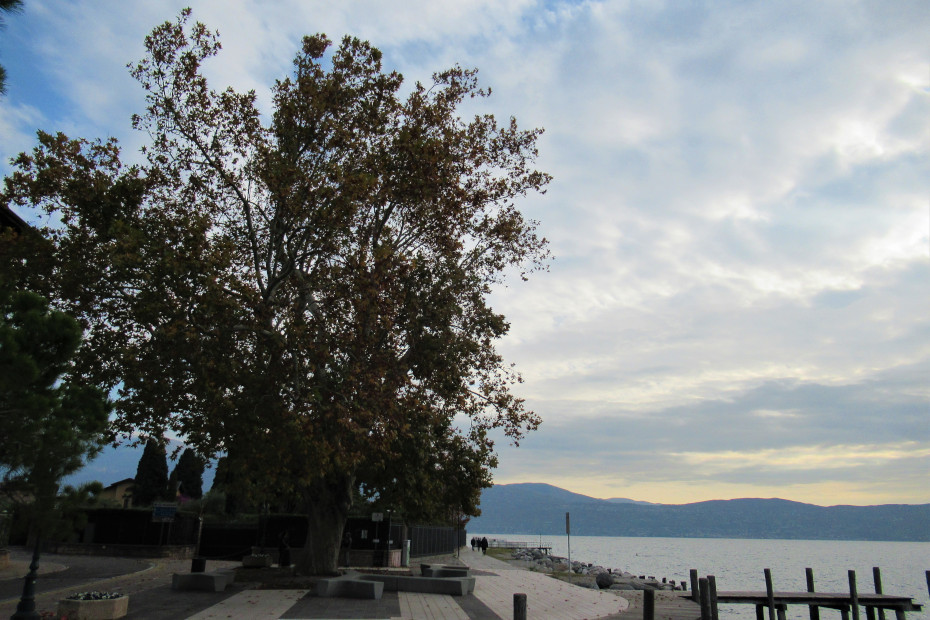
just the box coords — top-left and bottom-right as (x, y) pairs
(467, 483), (930, 541)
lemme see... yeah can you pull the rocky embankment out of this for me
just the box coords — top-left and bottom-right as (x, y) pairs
(509, 548), (685, 592)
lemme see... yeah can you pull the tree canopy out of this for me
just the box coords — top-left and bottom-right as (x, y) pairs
(2, 9), (550, 573)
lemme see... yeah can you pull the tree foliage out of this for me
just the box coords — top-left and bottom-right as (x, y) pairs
(132, 439), (168, 506)
(0, 290), (110, 536)
(2, 10), (550, 573)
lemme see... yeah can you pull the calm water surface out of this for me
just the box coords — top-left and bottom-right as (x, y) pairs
(471, 534), (930, 620)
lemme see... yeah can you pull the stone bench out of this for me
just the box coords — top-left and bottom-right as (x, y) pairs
(365, 574), (476, 596)
(171, 571), (231, 592)
(316, 573), (384, 600)
(420, 564), (471, 578)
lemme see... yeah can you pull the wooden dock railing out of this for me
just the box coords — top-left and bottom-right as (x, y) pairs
(484, 539), (552, 554)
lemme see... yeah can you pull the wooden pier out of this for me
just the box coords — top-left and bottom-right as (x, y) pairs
(686, 567), (925, 620)
(715, 591), (921, 620)
(485, 539), (553, 554)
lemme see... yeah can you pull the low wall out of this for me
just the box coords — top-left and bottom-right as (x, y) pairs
(50, 543), (196, 559)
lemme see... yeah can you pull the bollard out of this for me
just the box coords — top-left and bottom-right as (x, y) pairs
(806, 567), (820, 620)
(644, 588), (655, 620)
(191, 557), (206, 573)
(514, 593), (527, 620)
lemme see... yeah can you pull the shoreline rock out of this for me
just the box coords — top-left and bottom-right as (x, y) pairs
(507, 548), (683, 591)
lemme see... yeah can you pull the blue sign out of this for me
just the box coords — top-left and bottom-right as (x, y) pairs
(152, 502), (178, 522)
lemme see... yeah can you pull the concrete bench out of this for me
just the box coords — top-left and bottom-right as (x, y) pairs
(316, 574), (384, 600)
(422, 567), (471, 578)
(171, 571), (231, 592)
(366, 574), (476, 596)
(420, 564), (471, 578)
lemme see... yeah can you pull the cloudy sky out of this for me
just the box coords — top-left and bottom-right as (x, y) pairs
(2, 1), (927, 507)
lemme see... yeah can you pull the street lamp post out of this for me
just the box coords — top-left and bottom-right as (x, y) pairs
(12, 537), (41, 620)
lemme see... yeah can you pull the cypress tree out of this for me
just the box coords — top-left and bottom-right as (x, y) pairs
(133, 439), (168, 506)
(210, 455), (238, 514)
(169, 448), (204, 499)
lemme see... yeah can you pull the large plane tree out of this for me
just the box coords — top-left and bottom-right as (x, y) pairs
(2, 10), (549, 574)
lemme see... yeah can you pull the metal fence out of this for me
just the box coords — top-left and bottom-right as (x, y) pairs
(407, 524), (465, 558)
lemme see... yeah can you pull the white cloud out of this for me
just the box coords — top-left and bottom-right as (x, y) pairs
(3, 0), (928, 504)
(0, 102), (44, 170)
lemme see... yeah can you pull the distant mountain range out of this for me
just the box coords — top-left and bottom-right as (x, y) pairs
(467, 483), (930, 542)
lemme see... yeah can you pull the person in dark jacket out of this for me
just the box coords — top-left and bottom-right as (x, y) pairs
(480, 537), (489, 554)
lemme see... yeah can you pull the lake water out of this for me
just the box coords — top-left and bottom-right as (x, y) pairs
(470, 533), (930, 619)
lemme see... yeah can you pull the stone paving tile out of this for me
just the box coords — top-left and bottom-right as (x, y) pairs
(471, 570), (627, 620)
(188, 589), (310, 619)
(124, 583), (253, 619)
(446, 591), (501, 620)
(283, 590), (402, 619)
(463, 551), (629, 620)
(398, 591), (469, 620)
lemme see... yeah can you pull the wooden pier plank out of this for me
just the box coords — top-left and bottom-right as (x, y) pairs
(716, 590), (923, 612)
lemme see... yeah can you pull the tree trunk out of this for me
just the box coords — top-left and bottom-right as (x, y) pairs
(297, 473), (354, 575)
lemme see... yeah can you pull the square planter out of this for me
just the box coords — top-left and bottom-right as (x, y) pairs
(58, 595), (128, 620)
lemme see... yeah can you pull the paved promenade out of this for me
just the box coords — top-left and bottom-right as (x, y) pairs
(0, 547), (699, 619)
(465, 550), (629, 619)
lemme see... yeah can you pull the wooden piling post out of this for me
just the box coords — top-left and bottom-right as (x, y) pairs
(764, 568), (777, 620)
(644, 588), (655, 620)
(872, 567), (886, 620)
(849, 570), (860, 620)
(699, 577), (712, 620)
(691, 569), (700, 602)
(708, 575), (719, 620)
(806, 567), (821, 620)
(513, 593), (527, 620)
